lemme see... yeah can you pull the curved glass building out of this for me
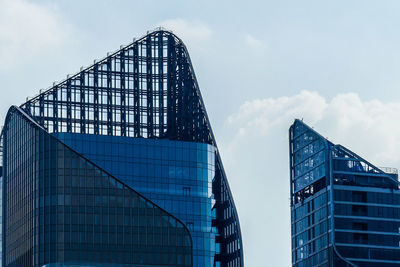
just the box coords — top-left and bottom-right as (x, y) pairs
(0, 30), (243, 267)
(290, 119), (400, 267)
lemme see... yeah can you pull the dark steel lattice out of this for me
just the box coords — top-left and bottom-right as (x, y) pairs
(20, 30), (212, 144)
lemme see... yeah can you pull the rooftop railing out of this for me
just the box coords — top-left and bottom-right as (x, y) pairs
(379, 166), (399, 175)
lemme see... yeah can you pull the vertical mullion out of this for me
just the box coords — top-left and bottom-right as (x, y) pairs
(66, 81), (72, 132)
(107, 58), (113, 136)
(134, 44), (140, 137)
(182, 54), (191, 140)
(53, 88), (58, 133)
(176, 45), (184, 140)
(158, 32), (164, 136)
(39, 95), (44, 129)
(166, 35), (177, 139)
(120, 50), (126, 137)
(80, 72), (86, 134)
(94, 64), (100, 135)
(146, 36), (153, 138)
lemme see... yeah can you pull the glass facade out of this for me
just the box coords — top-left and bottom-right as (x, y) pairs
(3, 109), (38, 267)
(3, 106), (192, 267)
(290, 121), (330, 267)
(1, 29), (243, 267)
(290, 119), (400, 267)
(53, 133), (217, 266)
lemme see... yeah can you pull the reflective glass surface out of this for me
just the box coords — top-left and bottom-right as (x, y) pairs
(292, 123), (326, 192)
(54, 132), (217, 267)
(290, 121), (330, 267)
(3, 111), (38, 267)
(334, 187), (400, 263)
(3, 108), (192, 267)
(290, 119), (400, 267)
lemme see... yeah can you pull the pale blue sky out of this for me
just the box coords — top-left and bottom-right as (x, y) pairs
(2, 1), (400, 266)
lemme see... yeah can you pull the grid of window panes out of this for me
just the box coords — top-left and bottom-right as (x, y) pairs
(331, 144), (400, 265)
(292, 191), (330, 267)
(212, 161), (242, 267)
(4, 109), (192, 267)
(291, 121), (330, 267)
(3, 110), (39, 267)
(54, 132), (216, 267)
(292, 122), (326, 193)
(333, 186), (400, 265)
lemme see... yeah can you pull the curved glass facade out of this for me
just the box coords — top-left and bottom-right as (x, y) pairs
(53, 133), (217, 266)
(290, 119), (400, 267)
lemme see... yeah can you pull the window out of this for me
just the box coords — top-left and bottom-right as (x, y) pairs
(183, 186), (191, 197)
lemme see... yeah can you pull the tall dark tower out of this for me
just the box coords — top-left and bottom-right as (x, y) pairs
(1, 29), (243, 267)
(290, 119), (400, 266)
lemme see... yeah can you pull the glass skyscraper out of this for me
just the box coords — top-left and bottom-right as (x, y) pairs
(290, 119), (400, 266)
(0, 29), (243, 267)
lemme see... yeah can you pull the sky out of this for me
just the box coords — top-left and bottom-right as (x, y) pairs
(2, 0), (400, 266)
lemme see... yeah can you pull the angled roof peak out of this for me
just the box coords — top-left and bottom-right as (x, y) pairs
(23, 28), (182, 104)
(293, 118), (325, 137)
(292, 119), (398, 182)
(19, 29), (214, 144)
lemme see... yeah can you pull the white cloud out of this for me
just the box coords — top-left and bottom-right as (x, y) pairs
(226, 90), (400, 165)
(156, 18), (212, 46)
(227, 90), (326, 136)
(221, 90), (400, 266)
(0, 0), (74, 71)
(244, 34), (266, 50)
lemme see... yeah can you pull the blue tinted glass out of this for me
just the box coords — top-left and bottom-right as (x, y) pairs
(55, 133), (216, 267)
